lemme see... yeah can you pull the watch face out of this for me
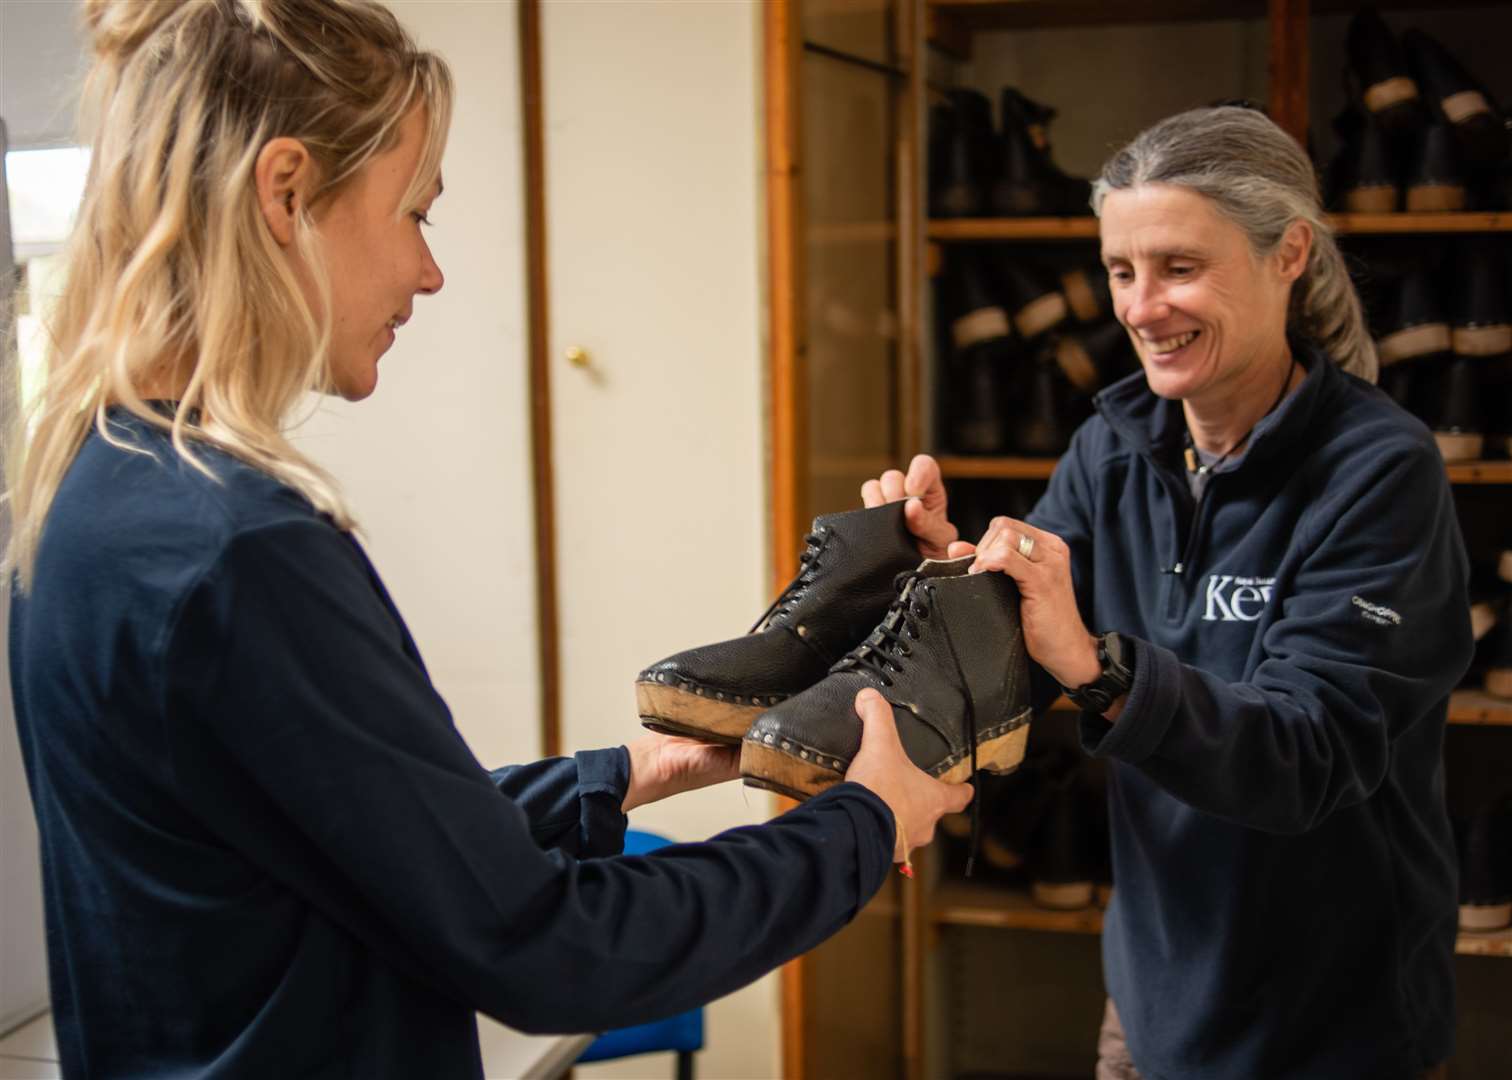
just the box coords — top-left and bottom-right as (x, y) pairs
(1102, 632), (1125, 669)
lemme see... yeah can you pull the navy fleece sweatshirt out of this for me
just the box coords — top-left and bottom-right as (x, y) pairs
(10, 409), (894, 1079)
(1028, 342), (1470, 1079)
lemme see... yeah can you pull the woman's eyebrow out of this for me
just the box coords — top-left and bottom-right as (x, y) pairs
(1102, 246), (1206, 263)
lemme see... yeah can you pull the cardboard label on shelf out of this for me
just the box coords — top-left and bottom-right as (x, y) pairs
(952, 306), (1011, 349)
(1377, 323), (1451, 365)
(1442, 90), (1492, 125)
(1365, 76), (1419, 113)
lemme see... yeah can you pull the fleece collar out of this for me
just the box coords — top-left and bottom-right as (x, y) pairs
(1092, 336), (1341, 478)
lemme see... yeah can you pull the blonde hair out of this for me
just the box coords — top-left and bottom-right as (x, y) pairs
(6, 0), (453, 586)
(1092, 106), (1378, 384)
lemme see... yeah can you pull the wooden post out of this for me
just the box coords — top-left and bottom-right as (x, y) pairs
(765, 1), (808, 1076)
(767, 0), (807, 594)
(1268, 0), (1310, 148)
(898, 10), (927, 1074)
(897, 0), (924, 464)
(518, 0), (561, 760)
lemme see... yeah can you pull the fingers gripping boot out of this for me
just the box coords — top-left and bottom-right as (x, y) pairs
(740, 556), (1033, 800)
(635, 503), (921, 744)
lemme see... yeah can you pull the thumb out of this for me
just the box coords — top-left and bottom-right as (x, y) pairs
(905, 453), (941, 500)
(854, 688), (902, 752)
(941, 779), (975, 815)
(946, 540), (976, 559)
(905, 497), (954, 550)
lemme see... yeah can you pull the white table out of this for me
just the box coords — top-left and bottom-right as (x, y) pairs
(0, 1011), (594, 1080)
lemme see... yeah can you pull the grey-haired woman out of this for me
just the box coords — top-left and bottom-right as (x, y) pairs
(870, 105), (1465, 1079)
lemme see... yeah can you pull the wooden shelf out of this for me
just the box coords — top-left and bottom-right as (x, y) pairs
(939, 456), (1512, 485)
(1448, 689), (1512, 727)
(929, 0), (1267, 33)
(929, 217), (1099, 242)
(932, 880), (1512, 957)
(1445, 461), (1512, 484)
(937, 455), (1056, 479)
(808, 221), (897, 247)
(1456, 926), (1512, 958)
(932, 880), (1104, 934)
(1330, 212), (1512, 235)
(928, 213), (1512, 243)
(810, 453), (897, 479)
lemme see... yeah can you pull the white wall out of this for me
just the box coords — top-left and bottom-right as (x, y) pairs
(296, 0), (542, 773)
(0, 0), (83, 1037)
(538, 2), (778, 1076)
(0, 0), (86, 150)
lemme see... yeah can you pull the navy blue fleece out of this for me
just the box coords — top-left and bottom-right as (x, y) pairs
(1029, 344), (1469, 1079)
(10, 410), (894, 1079)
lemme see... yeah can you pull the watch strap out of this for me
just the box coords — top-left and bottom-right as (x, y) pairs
(1064, 632), (1133, 713)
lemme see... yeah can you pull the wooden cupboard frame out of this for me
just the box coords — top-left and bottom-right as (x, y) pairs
(763, 1), (1512, 1076)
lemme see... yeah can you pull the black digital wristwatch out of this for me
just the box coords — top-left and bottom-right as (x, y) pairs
(1063, 632), (1134, 714)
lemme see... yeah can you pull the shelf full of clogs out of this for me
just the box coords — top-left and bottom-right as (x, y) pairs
(925, 0), (1512, 48)
(928, 881), (1512, 958)
(928, 212), (1512, 243)
(935, 455), (1512, 486)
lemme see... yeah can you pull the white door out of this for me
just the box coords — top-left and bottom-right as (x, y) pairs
(542, 1), (769, 815)
(540, 7), (779, 1072)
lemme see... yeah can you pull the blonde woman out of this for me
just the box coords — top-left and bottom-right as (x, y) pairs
(7, 2), (970, 1075)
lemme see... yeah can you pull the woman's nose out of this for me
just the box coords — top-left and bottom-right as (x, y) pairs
(1120, 279), (1169, 328)
(419, 247), (444, 296)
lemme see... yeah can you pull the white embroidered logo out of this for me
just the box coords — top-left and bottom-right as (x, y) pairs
(1203, 575), (1275, 622)
(1351, 595), (1401, 626)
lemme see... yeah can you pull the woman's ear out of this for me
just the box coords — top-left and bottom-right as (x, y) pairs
(255, 137), (313, 247)
(1276, 219), (1313, 284)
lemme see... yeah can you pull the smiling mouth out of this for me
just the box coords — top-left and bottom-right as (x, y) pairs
(1145, 329), (1200, 356)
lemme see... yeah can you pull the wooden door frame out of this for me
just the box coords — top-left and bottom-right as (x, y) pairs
(765, 1), (926, 1075)
(763, 3), (809, 1075)
(518, 0), (562, 760)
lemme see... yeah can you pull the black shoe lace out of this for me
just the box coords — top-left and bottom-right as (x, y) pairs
(840, 569), (929, 687)
(841, 568), (984, 877)
(750, 528), (828, 633)
(936, 599), (981, 879)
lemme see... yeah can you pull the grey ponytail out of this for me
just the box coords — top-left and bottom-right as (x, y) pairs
(1092, 106), (1378, 383)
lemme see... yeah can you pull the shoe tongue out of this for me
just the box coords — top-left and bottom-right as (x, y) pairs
(861, 559), (964, 652)
(917, 554), (974, 580)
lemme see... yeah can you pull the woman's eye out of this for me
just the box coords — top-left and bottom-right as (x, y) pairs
(1169, 264), (1194, 277)
(412, 212), (433, 227)
(1109, 268), (1132, 284)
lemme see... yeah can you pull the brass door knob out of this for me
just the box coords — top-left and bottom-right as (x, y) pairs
(565, 345), (592, 369)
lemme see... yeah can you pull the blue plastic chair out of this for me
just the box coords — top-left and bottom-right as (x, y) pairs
(576, 830), (704, 1080)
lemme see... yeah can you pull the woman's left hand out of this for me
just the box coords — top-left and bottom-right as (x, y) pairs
(965, 516), (1101, 691)
(622, 732), (741, 812)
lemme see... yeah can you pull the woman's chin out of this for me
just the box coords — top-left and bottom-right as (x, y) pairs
(1141, 366), (1197, 401)
(328, 363), (379, 402)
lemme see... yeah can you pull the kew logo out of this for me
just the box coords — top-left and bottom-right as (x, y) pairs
(1203, 574), (1275, 622)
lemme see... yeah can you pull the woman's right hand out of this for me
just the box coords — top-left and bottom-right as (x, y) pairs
(859, 454), (959, 560)
(844, 688), (974, 863)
